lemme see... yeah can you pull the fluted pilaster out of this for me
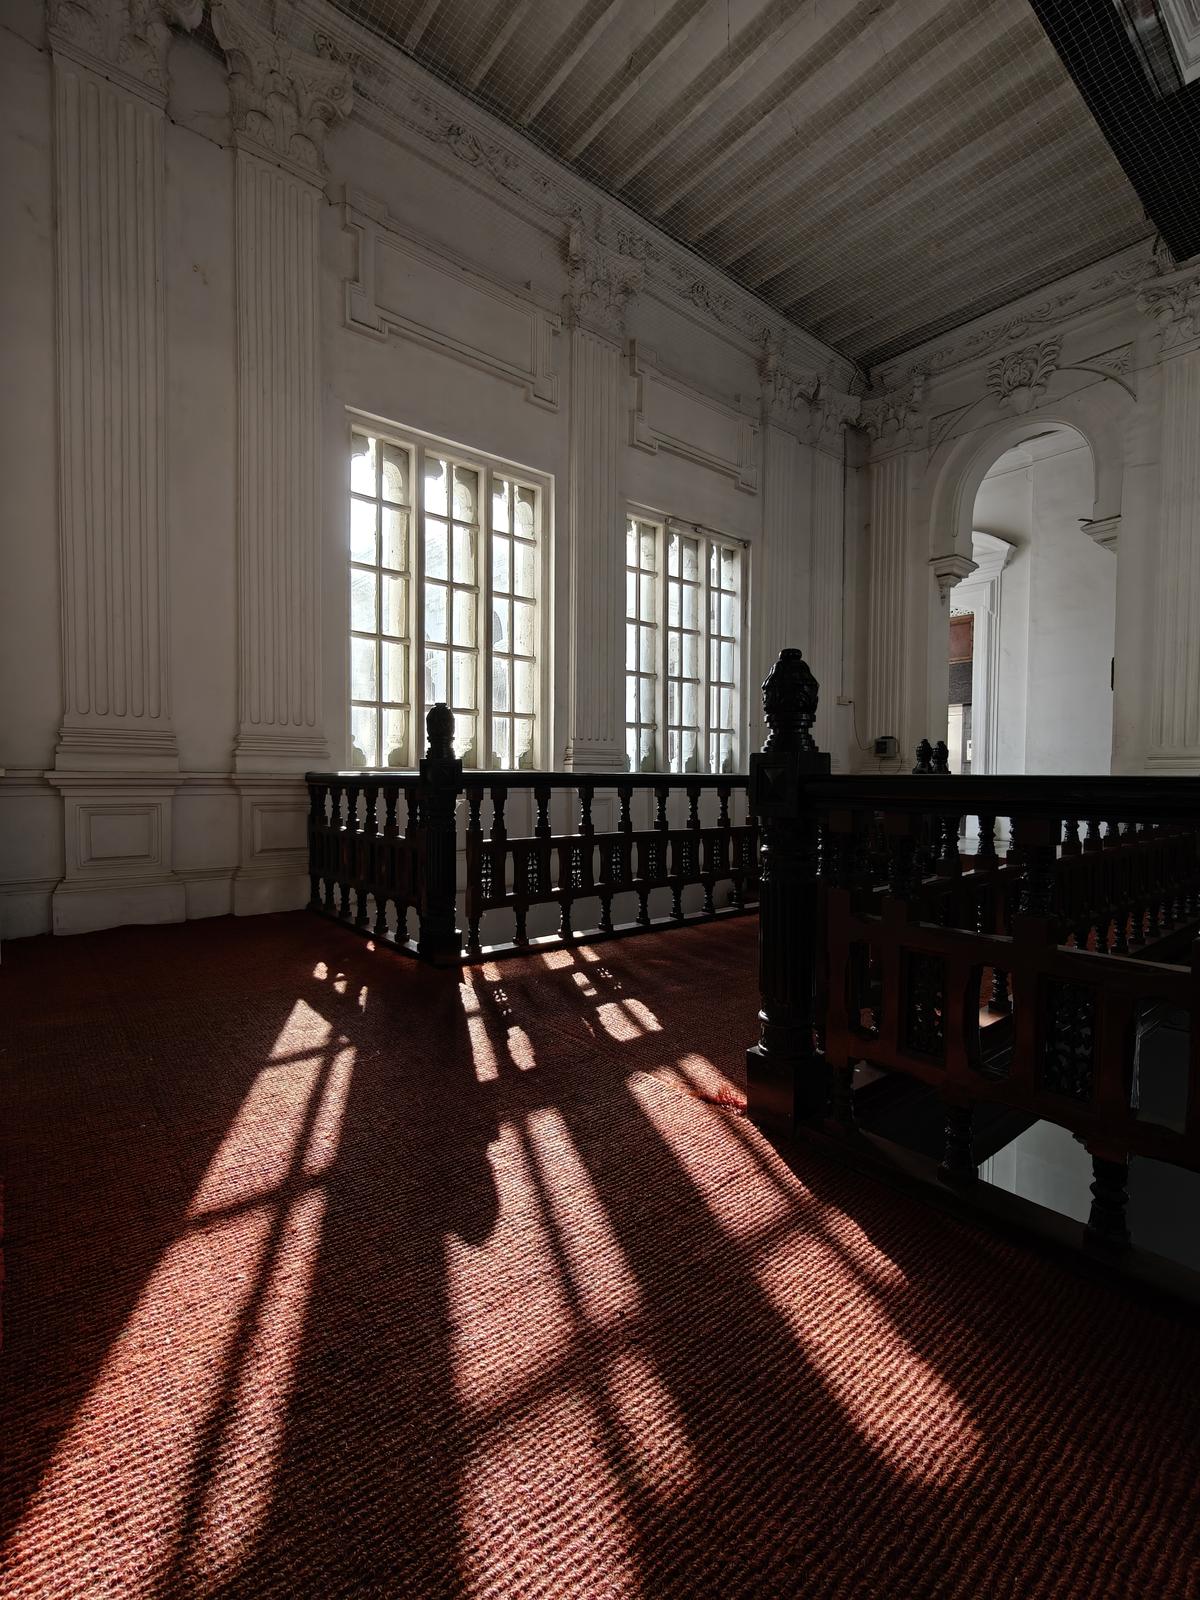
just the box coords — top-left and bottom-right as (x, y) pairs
(1148, 346), (1200, 765)
(563, 325), (625, 770)
(809, 448), (844, 751)
(753, 425), (804, 741)
(866, 452), (909, 751)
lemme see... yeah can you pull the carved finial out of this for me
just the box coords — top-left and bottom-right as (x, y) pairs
(426, 703), (455, 760)
(761, 648), (819, 755)
(932, 740), (951, 774)
(912, 740), (934, 775)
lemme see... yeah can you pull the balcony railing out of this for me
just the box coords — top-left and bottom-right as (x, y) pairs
(746, 647), (1200, 1277)
(306, 705), (758, 963)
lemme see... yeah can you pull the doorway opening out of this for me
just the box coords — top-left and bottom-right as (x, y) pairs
(948, 426), (1116, 775)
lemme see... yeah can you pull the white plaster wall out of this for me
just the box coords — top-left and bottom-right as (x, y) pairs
(0, 10), (859, 938)
(974, 454), (1032, 774)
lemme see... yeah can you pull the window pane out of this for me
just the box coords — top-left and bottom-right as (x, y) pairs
(626, 523), (638, 564)
(350, 705), (377, 767)
(453, 465), (478, 523)
(722, 593), (737, 635)
(639, 677), (654, 723)
(382, 707), (408, 767)
(492, 716), (512, 770)
(350, 497), (376, 562)
(639, 728), (655, 772)
(453, 715), (477, 763)
(626, 571), (636, 616)
(381, 442), (409, 504)
(626, 676), (637, 723)
(350, 434), (376, 496)
(493, 656), (510, 713)
(452, 650), (476, 710)
(515, 486), (536, 538)
(452, 588), (476, 646)
(492, 600), (511, 651)
(382, 507), (409, 571)
(382, 573), (406, 637)
(639, 573), (654, 620)
(682, 538), (699, 580)
(381, 640), (406, 703)
(514, 659), (534, 714)
(640, 527), (656, 568)
(668, 534), (680, 576)
(513, 600), (535, 657)
(493, 535), (511, 594)
(351, 567), (376, 632)
(351, 637), (377, 699)
(721, 639), (734, 681)
(514, 717), (535, 769)
(682, 632), (698, 680)
(626, 623), (637, 671)
(425, 584), (447, 645)
(426, 518), (448, 581)
(424, 456), (448, 516)
(668, 583), (680, 626)
(453, 524), (476, 585)
(514, 541), (536, 599)
(492, 478), (510, 533)
(424, 647), (447, 704)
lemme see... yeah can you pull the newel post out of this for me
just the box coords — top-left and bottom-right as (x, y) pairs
(746, 649), (832, 1134)
(418, 704), (463, 964)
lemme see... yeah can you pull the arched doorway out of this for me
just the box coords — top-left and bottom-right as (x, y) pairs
(947, 426), (1116, 775)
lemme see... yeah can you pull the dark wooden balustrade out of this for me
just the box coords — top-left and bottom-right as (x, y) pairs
(748, 647), (1200, 1285)
(307, 706), (758, 964)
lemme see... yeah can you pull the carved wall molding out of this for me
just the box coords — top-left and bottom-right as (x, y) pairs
(342, 189), (561, 408)
(48, 0), (202, 99)
(628, 342), (760, 494)
(1139, 262), (1200, 356)
(1081, 514), (1120, 554)
(211, 0), (353, 181)
(874, 240), (1155, 388)
(565, 221), (643, 337)
(860, 373), (927, 455)
(986, 337), (1062, 414)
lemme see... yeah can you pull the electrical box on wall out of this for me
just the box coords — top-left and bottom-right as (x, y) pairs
(873, 735), (899, 759)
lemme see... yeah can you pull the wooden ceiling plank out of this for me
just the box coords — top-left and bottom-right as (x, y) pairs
(562, 0), (716, 162)
(466, 0), (535, 89)
(518, 0), (627, 125)
(404, 0), (442, 52)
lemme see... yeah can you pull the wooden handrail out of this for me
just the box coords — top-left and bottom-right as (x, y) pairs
(306, 706), (759, 962)
(746, 647), (1200, 1271)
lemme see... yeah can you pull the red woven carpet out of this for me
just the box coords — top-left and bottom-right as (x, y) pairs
(2, 914), (1199, 1599)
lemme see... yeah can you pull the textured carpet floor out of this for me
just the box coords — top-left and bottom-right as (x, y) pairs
(1, 913), (1199, 1600)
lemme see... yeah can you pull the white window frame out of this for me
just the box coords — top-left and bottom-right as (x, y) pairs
(347, 412), (551, 771)
(624, 506), (749, 774)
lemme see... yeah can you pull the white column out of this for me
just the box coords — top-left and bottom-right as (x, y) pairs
(47, 0), (201, 935)
(211, 2), (351, 910)
(562, 228), (641, 772)
(1141, 265), (1200, 768)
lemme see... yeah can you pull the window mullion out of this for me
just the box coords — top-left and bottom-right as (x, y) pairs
(483, 467), (493, 770)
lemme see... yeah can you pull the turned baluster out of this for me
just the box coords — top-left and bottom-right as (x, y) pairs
(654, 782), (670, 833)
(307, 782), (327, 911)
(1083, 817), (1102, 853)
(1085, 1153), (1131, 1253)
(938, 1103), (978, 1188)
(374, 783), (399, 940)
(337, 782), (355, 919)
(356, 781), (378, 929)
(465, 784), (484, 954)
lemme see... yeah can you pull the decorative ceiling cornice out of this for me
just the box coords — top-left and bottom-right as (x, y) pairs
(281, 0), (859, 390)
(48, 0), (203, 99)
(212, 0), (353, 182)
(1138, 260), (1200, 354)
(565, 223), (642, 338)
(859, 372), (927, 454)
(758, 341), (859, 450)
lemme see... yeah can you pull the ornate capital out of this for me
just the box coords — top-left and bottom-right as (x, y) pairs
(48, 0), (202, 98)
(1081, 514), (1120, 554)
(565, 222), (643, 337)
(212, 1), (353, 182)
(930, 553), (978, 603)
(986, 336), (1062, 413)
(1138, 263), (1200, 354)
(860, 371), (926, 453)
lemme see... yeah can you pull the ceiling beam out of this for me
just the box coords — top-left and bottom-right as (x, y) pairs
(404, 0), (441, 52)
(686, 0), (1030, 252)
(466, 0), (534, 90)
(562, 0), (715, 162)
(517, 0), (626, 126)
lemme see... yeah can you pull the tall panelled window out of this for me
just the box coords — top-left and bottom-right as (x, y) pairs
(625, 516), (659, 773)
(624, 513), (745, 774)
(349, 424), (544, 769)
